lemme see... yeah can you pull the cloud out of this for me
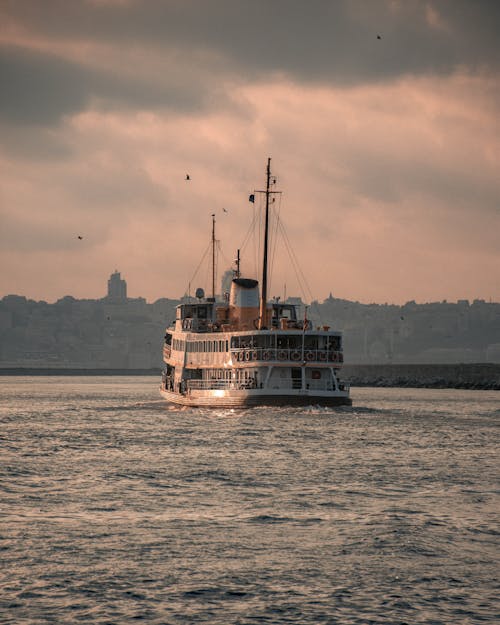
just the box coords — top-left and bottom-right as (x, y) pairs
(0, 1), (498, 303)
(0, 42), (229, 126)
(2, 1), (500, 126)
(0, 45), (89, 124)
(1, 68), (499, 303)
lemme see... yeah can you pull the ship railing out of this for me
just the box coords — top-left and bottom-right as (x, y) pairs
(270, 379), (350, 392)
(230, 348), (343, 363)
(186, 379), (348, 392)
(187, 379), (257, 391)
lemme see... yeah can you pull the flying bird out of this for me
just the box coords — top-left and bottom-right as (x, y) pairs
(185, 174), (190, 180)
(377, 35), (382, 39)
(77, 235), (83, 240)
(223, 207), (228, 213)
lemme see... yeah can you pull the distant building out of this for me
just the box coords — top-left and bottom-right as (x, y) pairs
(107, 271), (127, 301)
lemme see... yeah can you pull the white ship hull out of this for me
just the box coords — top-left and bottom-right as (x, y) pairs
(160, 386), (351, 408)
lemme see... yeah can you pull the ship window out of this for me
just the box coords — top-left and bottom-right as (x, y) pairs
(182, 305), (194, 318)
(276, 335), (301, 350)
(304, 336), (319, 349)
(327, 337), (340, 350)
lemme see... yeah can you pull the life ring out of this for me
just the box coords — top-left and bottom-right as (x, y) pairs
(332, 352), (338, 362)
(306, 351), (315, 361)
(252, 350), (258, 361)
(291, 350), (301, 361)
(263, 350), (271, 360)
(319, 351), (327, 361)
(237, 351), (243, 362)
(245, 350), (251, 361)
(278, 350), (287, 360)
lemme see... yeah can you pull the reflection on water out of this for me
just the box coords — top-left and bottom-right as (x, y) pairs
(0, 378), (498, 624)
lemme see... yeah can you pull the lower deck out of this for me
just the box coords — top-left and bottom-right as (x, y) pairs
(161, 362), (351, 407)
(159, 386), (352, 408)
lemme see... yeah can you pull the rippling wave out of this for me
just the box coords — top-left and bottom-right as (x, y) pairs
(0, 378), (498, 624)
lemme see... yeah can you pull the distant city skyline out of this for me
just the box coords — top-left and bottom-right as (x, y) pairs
(2, 271), (499, 367)
(1, 269), (498, 308)
(1, 2), (499, 304)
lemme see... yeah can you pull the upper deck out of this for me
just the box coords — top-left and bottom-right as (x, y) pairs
(173, 300), (318, 333)
(164, 327), (344, 366)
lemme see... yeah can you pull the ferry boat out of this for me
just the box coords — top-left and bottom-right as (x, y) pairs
(160, 159), (351, 408)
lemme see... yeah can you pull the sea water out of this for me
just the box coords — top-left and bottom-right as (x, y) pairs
(0, 377), (498, 624)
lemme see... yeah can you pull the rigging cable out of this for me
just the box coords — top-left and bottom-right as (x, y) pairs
(184, 240), (211, 299)
(277, 218), (324, 325)
(268, 191), (283, 297)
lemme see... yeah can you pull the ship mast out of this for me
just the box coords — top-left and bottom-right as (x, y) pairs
(258, 158), (272, 329)
(211, 213), (216, 299)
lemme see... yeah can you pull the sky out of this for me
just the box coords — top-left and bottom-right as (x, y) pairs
(1, 0), (499, 305)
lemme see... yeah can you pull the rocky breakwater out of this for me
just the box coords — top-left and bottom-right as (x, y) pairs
(341, 363), (500, 390)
